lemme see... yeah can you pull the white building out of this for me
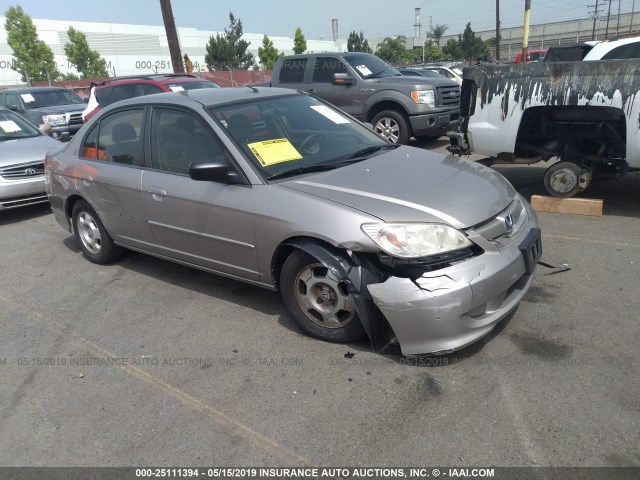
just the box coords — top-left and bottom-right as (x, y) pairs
(0, 17), (347, 85)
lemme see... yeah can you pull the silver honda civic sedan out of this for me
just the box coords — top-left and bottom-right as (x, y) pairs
(45, 87), (542, 355)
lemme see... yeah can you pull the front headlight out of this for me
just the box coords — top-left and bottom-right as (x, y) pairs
(362, 223), (472, 259)
(42, 114), (67, 127)
(410, 89), (435, 107)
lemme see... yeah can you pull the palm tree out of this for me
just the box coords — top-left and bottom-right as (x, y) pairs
(432, 24), (448, 47)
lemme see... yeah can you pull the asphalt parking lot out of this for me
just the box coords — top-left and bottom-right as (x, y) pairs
(1, 141), (639, 469)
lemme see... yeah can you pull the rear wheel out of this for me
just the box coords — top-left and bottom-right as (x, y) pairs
(280, 250), (366, 343)
(544, 161), (583, 198)
(371, 110), (411, 144)
(72, 200), (123, 264)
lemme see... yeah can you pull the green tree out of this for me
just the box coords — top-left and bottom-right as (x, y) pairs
(442, 38), (463, 59)
(64, 26), (109, 79)
(257, 34), (283, 70)
(459, 23), (491, 62)
(422, 41), (450, 62)
(376, 36), (412, 64)
(4, 5), (60, 82)
(293, 27), (307, 55)
(205, 12), (255, 70)
(431, 24), (448, 47)
(347, 31), (372, 53)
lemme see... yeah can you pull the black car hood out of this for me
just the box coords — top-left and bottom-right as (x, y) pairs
(282, 147), (516, 229)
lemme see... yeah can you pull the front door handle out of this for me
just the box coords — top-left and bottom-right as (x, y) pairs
(147, 186), (167, 200)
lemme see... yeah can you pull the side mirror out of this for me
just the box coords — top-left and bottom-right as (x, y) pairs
(333, 73), (354, 86)
(189, 161), (243, 184)
(6, 104), (19, 112)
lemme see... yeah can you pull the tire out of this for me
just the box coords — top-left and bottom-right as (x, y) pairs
(72, 200), (123, 264)
(543, 161), (583, 198)
(371, 110), (411, 144)
(280, 250), (366, 343)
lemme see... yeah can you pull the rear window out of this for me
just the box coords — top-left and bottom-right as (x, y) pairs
(278, 58), (307, 83)
(166, 81), (221, 91)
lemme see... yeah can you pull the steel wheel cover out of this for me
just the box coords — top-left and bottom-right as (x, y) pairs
(293, 263), (356, 328)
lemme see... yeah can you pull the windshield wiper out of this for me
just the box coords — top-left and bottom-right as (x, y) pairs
(346, 144), (399, 160)
(267, 163), (338, 180)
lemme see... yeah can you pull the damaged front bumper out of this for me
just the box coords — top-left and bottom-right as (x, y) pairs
(368, 204), (540, 356)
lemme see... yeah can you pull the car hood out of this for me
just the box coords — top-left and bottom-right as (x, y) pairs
(371, 76), (457, 88)
(0, 135), (62, 166)
(28, 104), (85, 115)
(281, 147), (516, 229)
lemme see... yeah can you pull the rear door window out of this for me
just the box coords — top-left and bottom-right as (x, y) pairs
(108, 85), (137, 105)
(96, 108), (145, 165)
(278, 58), (307, 83)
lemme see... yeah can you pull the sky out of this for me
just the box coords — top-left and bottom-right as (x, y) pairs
(4, 0), (639, 40)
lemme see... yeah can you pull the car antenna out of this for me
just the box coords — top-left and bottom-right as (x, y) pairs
(247, 86), (260, 93)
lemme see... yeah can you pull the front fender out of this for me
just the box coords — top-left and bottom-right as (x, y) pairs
(282, 238), (399, 354)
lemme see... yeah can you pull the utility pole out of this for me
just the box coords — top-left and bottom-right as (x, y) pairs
(522, 0), (531, 63)
(616, 0), (621, 35)
(159, 0), (184, 73)
(591, 0), (600, 40)
(496, 0), (501, 60)
(605, 0), (612, 38)
(632, 0), (636, 34)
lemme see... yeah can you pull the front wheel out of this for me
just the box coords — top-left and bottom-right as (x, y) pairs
(371, 110), (411, 144)
(72, 200), (123, 264)
(544, 161), (583, 198)
(280, 250), (366, 343)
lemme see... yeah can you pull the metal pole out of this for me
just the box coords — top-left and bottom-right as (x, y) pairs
(632, 0), (636, 34)
(159, 0), (184, 73)
(496, 0), (501, 60)
(592, 0), (600, 40)
(616, 0), (621, 35)
(522, 0), (532, 63)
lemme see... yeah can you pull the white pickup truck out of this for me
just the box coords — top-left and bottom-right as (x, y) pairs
(448, 59), (640, 197)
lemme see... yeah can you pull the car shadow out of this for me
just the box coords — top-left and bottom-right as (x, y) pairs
(0, 203), (52, 226)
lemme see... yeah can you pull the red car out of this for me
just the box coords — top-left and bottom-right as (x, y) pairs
(515, 49), (547, 64)
(82, 74), (221, 122)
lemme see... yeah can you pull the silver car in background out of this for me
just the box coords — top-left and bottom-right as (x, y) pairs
(45, 87), (542, 355)
(0, 107), (61, 210)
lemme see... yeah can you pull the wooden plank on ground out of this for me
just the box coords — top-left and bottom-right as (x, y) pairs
(531, 195), (603, 216)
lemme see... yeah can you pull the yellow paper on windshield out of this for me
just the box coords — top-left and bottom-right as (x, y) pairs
(248, 138), (302, 167)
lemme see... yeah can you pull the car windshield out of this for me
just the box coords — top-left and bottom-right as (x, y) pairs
(0, 109), (41, 140)
(343, 53), (401, 78)
(208, 94), (392, 180)
(167, 80), (221, 91)
(20, 90), (85, 109)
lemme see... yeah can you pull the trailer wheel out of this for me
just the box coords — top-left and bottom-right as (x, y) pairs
(544, 161), (583, 198)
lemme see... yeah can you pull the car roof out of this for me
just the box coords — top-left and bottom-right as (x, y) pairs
(1, 86), (74, 93)
(95, 74), (212, 88)
(101, 86), (300, 110)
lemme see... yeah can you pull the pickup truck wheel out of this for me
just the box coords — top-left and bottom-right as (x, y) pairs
(72, 200), (123, 264)
(280, 250), (366, 343)
(544, 161), (583, 198)
(372, 110), (410, 144)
